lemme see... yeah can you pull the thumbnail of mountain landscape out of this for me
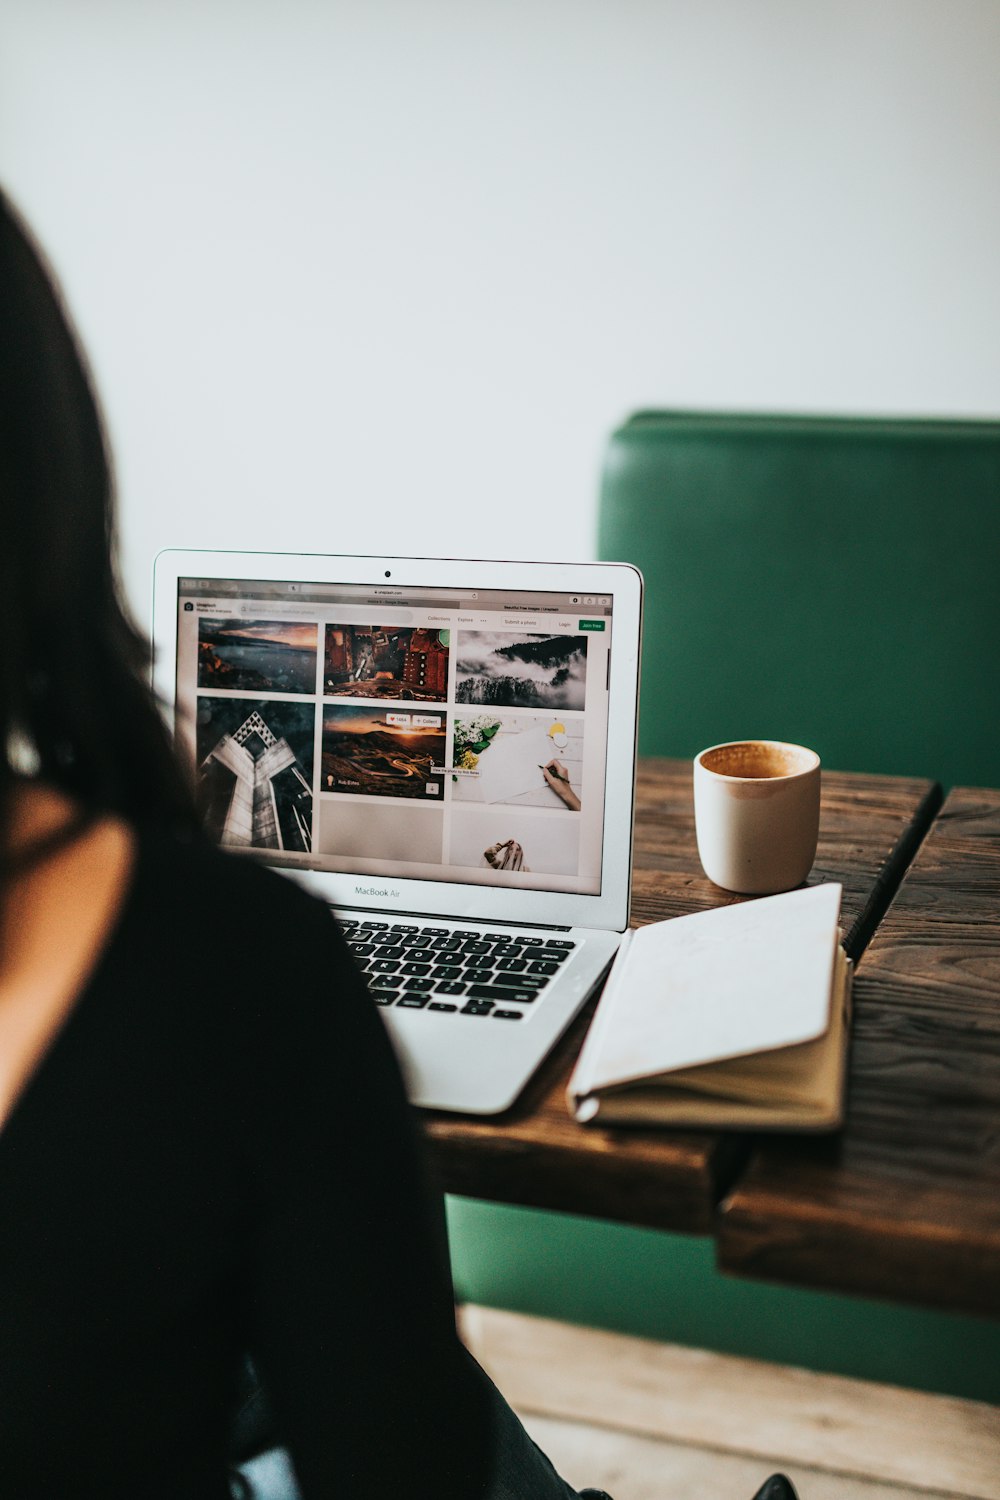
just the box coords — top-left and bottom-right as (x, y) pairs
(321, 706), (447, 799)
(198, 618), (318, 694)
(455, 632), (587, 710)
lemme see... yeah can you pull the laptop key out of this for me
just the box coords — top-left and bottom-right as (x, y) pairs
(461, 940), (491, 955)
(461, 1002), (494, 1016)
(492, 1009), (525, 1020)
(402, 962), (431, 976)
(360, 921), (389, 930)
(492, 944), (525, 958)
(431, 965), (463, 981)
(422, 928), (449, 935)
(545, 939), (575, 949)
(391, 924), (420, 932)
(495, 957), (527, 972)
(347, 941), (376, 956)
(467, 983), (538, 1004)
(428, 936), (463, 952)
(404, 977), (434, 992)
(371, 958), (403, 973)
(401, 933), (432, 948)
(372, 992), (397, 1006)
(490, 973), (531, 985)
(528, 961), (559, 977)
(397, 994), (430, 1009)
(434, 981), (467, 996)
(427, 1002), (459, 1012)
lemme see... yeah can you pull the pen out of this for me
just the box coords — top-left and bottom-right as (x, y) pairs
(540, 764), (568, 782)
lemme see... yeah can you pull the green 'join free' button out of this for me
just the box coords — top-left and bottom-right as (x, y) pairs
(579, 619), (605, 632)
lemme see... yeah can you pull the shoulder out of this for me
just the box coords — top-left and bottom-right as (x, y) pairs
(112, 835), (414, 1181)
(126, 829), (351, 994)
(110, 831), (381, 1094)
(136, 828), (330, 919)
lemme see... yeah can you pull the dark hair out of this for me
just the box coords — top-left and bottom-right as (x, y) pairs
(0, 192), (199, 840)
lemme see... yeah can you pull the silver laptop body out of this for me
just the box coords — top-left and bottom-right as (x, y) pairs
(153, 551), (642, 1114)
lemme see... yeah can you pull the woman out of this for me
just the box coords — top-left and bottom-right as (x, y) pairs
(0, 191), (796, 1500)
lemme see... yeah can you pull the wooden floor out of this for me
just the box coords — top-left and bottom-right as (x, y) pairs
(460, 1308), (1000, 1500)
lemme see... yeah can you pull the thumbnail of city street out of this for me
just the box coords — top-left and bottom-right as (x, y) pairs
(196, 697), (316, 851)
(455, 632), (587, 710)
(197, 618), (318, 694)
(321, 705), (447, 799)
(324, 624), (449, 701)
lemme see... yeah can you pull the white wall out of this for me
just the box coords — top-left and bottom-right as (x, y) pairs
(3, 1), (999, 627)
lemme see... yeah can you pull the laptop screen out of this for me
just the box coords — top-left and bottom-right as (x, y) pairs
(174, 575), (613, 897)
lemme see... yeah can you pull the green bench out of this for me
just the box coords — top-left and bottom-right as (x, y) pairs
(599, 410), (1000, 789)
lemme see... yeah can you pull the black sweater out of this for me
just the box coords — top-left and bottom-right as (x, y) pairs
(0, 830), (490, 1499)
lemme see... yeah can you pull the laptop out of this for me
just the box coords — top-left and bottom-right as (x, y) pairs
(152, 551), (642, 1114)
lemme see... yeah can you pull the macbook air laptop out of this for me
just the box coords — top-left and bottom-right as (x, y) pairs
(152, 551), (642, 1114)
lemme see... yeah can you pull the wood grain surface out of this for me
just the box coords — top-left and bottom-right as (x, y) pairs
(423, 759), (939, 1237)
(462, 1306), (1000, 1499)
(718, 788), (1000, 1316)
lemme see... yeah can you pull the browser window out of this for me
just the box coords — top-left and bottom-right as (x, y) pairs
(175, 578), (612, 895)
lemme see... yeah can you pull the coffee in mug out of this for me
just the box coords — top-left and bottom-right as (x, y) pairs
(693, 740), (821, 895)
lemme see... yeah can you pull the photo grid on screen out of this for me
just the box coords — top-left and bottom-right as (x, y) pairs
(177, 581), (612, 896)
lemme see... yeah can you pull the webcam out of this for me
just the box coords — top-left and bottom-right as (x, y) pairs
(384, 570), (391, 578)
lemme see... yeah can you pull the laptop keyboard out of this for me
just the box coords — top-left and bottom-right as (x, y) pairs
(340, 918), (577, 1021)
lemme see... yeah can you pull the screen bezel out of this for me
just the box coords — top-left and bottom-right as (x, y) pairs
(152, 549), (642, 933)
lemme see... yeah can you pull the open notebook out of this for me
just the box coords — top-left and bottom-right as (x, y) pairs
(568, 883), (852, 1130)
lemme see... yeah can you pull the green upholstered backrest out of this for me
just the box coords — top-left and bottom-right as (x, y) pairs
(598, 411), (1000, 789)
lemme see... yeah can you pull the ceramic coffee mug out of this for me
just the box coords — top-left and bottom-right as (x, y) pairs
(693, 740), (821, 894)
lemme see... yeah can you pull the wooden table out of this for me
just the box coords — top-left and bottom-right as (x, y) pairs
(424, 759), (944, 1242)
(719, 786), (1000, 1317)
